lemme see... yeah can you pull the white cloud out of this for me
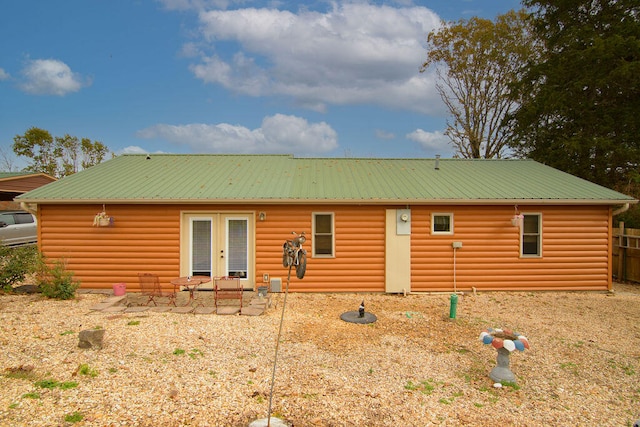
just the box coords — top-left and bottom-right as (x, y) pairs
(0, 68), (9, 80)
(406, 129), (450, 152)
(188, 3), (444, 114)
(120, 146), (160, 155)
(19, 59), (90, 96)
(136, 114), (338, 155)
(375, 129), (395, 140)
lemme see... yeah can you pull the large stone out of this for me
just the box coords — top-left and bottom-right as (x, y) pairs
(78, 329), (105, 349)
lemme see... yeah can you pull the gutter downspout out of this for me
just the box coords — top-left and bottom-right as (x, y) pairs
(613, 203), (630, 217)
(20, 202), (37, 216)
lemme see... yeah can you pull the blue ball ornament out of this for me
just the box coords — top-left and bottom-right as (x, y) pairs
(514, 340), (525, 351)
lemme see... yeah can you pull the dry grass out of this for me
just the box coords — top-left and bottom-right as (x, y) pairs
(0, 283), (639, 426)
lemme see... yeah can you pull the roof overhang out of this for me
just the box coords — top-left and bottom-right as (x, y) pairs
(17, 198), (638, 206)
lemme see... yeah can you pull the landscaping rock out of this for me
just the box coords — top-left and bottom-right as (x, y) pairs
(78, 329), (105, 349)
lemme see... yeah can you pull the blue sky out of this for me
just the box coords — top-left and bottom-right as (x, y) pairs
(0, 0), (522, 170)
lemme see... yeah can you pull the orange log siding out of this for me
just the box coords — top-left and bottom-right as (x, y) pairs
(37, 203), (612, 293)
(410, 205), (612, 292)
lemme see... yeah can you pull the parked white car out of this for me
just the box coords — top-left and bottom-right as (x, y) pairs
(0, 211), (37, 246)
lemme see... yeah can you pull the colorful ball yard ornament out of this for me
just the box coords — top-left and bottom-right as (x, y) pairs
(479, 328), (529, 384)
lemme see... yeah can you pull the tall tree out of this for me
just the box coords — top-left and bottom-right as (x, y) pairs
(12, 127), (112, 178)
(421, 10), (537, 158)
(508, 0), (640, 189)
(0, 147), (16, 171)
(80, 138), (109, 170)
(56, 134), (80, 177)
(12, 127), (59, 176)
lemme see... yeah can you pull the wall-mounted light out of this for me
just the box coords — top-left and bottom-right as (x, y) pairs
(259, 212), (266, 221)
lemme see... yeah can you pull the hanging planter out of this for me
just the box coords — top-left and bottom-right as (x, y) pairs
(511, 214), (524, 227)
(93, 210), (113, 227)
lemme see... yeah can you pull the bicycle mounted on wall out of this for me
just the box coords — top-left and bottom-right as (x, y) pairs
(282, 231), (307, 279)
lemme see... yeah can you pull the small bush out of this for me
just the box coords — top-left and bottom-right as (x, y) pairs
(38, 258), (79, 300)
(0, 245), (40, 292)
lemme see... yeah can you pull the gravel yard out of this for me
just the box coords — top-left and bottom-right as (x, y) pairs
(0, 283), (639, 426)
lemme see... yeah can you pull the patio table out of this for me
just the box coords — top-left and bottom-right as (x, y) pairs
(171, 276), (211, 306)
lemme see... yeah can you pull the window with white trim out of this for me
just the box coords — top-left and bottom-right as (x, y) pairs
(521, 213), (542, 257)
(431, 213), (453, 235)
(313, 213), (334, 257)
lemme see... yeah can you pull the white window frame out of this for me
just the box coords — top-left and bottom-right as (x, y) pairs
(431, 212), (454, 235)
(520, 213), (542, 258)
(312, 212), (335, 258)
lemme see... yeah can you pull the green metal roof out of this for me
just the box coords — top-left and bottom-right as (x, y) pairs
(16, 154), (637, 205)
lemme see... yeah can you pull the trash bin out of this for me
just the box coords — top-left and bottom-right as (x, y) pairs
(113, 283), (126, 296)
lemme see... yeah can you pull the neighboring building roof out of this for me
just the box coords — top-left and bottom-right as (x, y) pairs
(0, 171), (57, 194)
(16, 154), (637, 205)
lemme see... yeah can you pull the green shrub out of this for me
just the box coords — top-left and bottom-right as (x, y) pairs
(0, 245), (40, 292)
(38, 258), (79, 300)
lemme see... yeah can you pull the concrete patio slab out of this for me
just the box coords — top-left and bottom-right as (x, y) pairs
(101, 306), (127, 313)
(89, 303), (119, 311)
(241, 306), (264, 316)
(124, 307), (150, 313)
(170, 306), (194, 314)
(87, 290), (268, 315)
(217, 306), (240, 315)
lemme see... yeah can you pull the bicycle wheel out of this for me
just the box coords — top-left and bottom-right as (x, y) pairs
(282, 244), (293, 267)
(295, 250), (307, 279)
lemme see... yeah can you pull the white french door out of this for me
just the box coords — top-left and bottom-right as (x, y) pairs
(181, 213), (253, 289)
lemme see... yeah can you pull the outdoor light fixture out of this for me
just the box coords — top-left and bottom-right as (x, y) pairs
(259, 212), (266, 221)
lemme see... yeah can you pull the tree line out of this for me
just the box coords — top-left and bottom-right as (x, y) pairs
(422, 0), (639, 225)
(10, 127), (111, 178)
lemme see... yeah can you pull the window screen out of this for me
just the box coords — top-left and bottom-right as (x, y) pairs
(521, 214), (541, 256)
(192, 220), (211, 276)
(227, 219), (248, 278)
(314, 213), (333, 256)
(432, 213), (453, 234)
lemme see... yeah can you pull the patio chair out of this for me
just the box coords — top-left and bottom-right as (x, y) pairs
(138, 273), (176, 306)
(214, 276), (243, 312)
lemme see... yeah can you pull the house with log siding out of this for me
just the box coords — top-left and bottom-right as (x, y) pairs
(16, 154), (637, 293)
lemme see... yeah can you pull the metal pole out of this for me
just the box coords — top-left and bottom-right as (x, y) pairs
(266, 264), (292, 426)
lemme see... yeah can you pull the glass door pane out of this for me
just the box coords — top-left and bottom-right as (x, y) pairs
(227, 218), (248, 279)
(192, 219), (212, 276)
